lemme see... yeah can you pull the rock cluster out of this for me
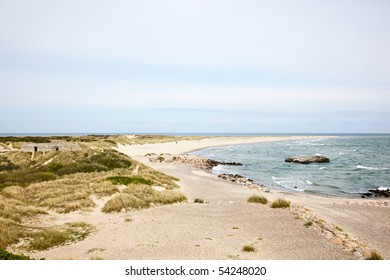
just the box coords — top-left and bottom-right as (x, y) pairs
(362, 187), (390, 198)
(148, 155), (242, 170)
(291, 206), (372, 259)
(218, 173), (266, 190)
(285, 155), (330, 164)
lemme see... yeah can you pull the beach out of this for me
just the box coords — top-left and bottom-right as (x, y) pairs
(29, 136), (390, 260)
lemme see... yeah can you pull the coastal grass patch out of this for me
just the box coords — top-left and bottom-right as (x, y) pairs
(0, 218), (27, 248)
(137, 164), (179, 189)
(271, 198), (291, 209)
(102, 184), (187, 213)
(242, 245), (256, 253)
(247, 195), (268, 205)
(366, 251), (384, 260)
(0, 247), (31, 260)
(28, 222), (94, 251)
(102, 193), (149, 213)
(107, 176), (153, 186)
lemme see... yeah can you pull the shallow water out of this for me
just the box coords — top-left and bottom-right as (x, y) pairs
(191, 136), (390, 197)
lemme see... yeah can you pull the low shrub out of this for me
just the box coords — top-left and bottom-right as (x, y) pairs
(271, 198), (291, 209)
(247, 195), (268, 204)
(194, 198), (204, 204)
(242, 245), (256, 252)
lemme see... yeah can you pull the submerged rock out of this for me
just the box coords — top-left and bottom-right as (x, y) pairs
(285, 155), (330, 164)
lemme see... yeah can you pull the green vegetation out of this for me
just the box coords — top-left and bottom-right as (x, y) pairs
(0, 135), (185, 254)
(367, 251), (384, 260)
(247, 195), (268, 204)
(107, 176), (152, 186)
(271, 198), (291, 209)
(0, 247), (31, 260)
(242, 245), (256, 252)
(104, 139), (117, 145)
(0, 149), (132, 190)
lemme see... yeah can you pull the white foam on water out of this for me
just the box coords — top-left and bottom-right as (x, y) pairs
(356, 165), (389, 170)
(305, 180), (313, 185)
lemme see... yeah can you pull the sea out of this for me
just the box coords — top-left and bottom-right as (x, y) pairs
(190, 135), (390, 197)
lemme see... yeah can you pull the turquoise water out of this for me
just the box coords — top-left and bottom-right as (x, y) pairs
(191, 136), (390, 197)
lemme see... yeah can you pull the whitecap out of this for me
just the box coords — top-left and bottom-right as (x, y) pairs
(212, 165), (224, 171)
(319, 167), (327, 170)
(305, 180), (313, 185)
(356, 165), (389, 170)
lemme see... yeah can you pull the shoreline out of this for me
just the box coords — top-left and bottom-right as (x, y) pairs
(116, 136), (390, 259)
(25, 135), (389, 260)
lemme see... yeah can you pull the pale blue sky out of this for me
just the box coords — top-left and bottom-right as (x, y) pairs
(0, 0), (389, 133)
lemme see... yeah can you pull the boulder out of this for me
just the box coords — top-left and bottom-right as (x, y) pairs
(285, 155), (330, 164)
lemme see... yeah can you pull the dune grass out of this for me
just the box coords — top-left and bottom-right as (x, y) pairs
(102, 184), (186, 213)
(0, 135), (184, 252)
(29, 222), (94, 251)
(247, 195), (268, 204)
(107, 176), (153, 186)
(0, 247), (31, 260)
(271, 198), (291, 209)
(242, 245), (256, 252)
(367, 251), (384, 260)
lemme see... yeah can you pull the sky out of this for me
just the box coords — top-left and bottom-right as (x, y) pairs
(0, 0), (389, 134)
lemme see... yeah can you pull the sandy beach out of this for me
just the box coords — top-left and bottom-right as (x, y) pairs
(29, 136), (390, 260)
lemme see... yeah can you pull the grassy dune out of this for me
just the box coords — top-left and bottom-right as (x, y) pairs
(0, 135), (186, 257)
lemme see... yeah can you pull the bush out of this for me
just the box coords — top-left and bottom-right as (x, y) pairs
(271, 198), (291, 209)
(247, 195), (268, 204)
(194, 198), (204, 204)
(107, 176), (153, 186)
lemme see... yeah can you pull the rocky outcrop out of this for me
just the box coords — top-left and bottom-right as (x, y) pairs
(285, 155), (330, 164)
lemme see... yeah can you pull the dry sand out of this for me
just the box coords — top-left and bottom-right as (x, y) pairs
(30, 136), (390, 260)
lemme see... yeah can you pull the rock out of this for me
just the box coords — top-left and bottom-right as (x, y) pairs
(331, 237), (343, 245)
(368, 187), (390, 197)
(325, 232), (333, 240)
(285, 155), (330, 164)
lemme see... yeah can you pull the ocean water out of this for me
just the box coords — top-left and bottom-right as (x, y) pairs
(191, 136), (390, 197)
